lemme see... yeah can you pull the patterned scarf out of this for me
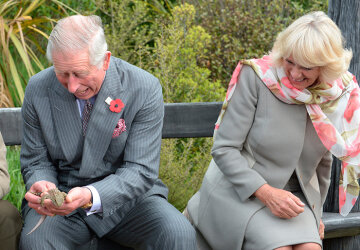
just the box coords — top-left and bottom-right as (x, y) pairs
(215, 55), (360, 216)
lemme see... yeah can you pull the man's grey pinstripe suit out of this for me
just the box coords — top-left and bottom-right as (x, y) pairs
(19, 56), (196, 249)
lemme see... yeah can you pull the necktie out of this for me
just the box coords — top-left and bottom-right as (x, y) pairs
(82, 100), (93, 136)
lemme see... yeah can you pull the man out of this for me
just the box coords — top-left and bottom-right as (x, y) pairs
(0, 131), (22, 250)
(19, 15), (196, 249)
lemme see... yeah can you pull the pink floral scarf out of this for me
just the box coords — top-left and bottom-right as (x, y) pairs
(215, 55), (360, 216)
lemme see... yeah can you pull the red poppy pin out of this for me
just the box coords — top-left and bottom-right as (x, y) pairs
(105, 97), (124, 113)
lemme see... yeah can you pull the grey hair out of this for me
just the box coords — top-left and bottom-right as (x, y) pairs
(46, 15), (108, 68)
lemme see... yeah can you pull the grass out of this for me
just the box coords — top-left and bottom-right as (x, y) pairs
(4, 142), (209, 212)
(3, 146), (25, 211)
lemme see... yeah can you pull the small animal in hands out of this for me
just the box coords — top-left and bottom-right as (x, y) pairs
(40, 188), (67, 207)
(26, 188), (67, 235)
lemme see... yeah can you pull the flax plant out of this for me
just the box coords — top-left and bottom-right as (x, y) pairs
(0, 0), (77, 107)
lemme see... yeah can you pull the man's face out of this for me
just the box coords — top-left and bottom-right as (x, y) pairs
(52, 50), (110, 100)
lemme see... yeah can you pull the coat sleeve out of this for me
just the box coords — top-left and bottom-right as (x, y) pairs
(211, 65), (267, 202)
(20, 77), (59, 190)
(0, 132), (10, 199)
(316, 150), (333, 207)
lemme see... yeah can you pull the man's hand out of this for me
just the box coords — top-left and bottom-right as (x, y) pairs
(25, 180), (57, 216)
(42, 187), (92, 216)
(254, 184), (305, 219)
(319, 219), (325, 240)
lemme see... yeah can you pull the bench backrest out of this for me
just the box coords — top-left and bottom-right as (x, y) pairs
(0, 102), (223, 146)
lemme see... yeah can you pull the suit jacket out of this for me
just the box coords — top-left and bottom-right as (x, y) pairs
(20, 56), (168, 237)
(0, 132), (10, 199)
(187, 65), (333, 249)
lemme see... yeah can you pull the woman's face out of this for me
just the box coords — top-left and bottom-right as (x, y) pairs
(282, 56), (321, 90)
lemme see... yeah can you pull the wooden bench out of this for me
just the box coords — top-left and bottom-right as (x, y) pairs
(1, 103), (360, 249)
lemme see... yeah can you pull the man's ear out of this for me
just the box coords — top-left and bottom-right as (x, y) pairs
(103, 51), (111, 71)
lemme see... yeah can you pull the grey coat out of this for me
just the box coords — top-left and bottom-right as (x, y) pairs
(20, 56), (168, 237)
(0, 132), (10, 199)
(187, 65), (333, 249)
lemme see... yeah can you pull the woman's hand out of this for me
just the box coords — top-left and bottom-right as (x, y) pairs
(319, 219), (325, 240)
(254, 184), (305, 219)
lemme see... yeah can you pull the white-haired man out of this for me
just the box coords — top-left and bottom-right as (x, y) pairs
(19, 15), (196, 249)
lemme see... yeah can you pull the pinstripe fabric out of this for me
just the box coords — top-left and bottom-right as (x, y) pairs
(20, 57), (195, 249)
(20, 196), (196, 250)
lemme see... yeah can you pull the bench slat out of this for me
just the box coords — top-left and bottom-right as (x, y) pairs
(162, 102), (222, 138)
(0, 103), (223, 145)
(323, 212), (360, 239)
(0, 108), (22, 146)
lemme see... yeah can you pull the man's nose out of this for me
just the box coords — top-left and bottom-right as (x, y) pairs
(67, 75), (80, 93)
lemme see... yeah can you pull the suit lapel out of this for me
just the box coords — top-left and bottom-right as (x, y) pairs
(48, 78), (83, 163)
(79, 58), (126, 177)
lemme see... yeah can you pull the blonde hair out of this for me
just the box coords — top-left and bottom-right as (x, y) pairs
(271, 11), (352, 83)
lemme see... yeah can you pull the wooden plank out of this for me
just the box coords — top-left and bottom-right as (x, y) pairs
(323, 212), (360, 239)
(162, 102), (222, 138)
(0, 102), (223, 145)
(0, 108), (22, 146)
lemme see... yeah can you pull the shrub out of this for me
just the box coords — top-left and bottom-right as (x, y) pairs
(95, 0), (164, 69)
(0, 0), (83, 107)
(152, 3), (225, 210)
(185, 0), (328, 85)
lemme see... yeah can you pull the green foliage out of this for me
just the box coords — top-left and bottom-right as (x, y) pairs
(0, 0), (82, 107)
(3, 146), (24, 211)
(160, 138), (212, 211)
(95, 0), (163, 69)
(185, 0), (328, 85)
(153, 3), (224, 102)
(153, 3), (225, 210)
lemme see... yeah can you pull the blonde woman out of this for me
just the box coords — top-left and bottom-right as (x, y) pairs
(186, 11), (358, 250)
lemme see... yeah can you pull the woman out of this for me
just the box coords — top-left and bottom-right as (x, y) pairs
(185, 11), (359, 250)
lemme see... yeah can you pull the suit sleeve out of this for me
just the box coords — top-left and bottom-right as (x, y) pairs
(0, 132), (10, 199)
(211, 65), (267, 202)
(20, 79), (58, 190)
(92, 77), (164, 217)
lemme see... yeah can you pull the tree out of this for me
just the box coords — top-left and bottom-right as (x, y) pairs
(323, 1), (360, 249)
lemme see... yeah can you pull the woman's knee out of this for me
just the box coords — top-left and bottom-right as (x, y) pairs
(275, 246), (292, 250)
(0, 200), (22, 237)
(294, 242), (321, 250)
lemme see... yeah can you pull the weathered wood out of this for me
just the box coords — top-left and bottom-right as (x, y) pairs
(323, 212), (360, 239)
(0, 103), (223, 145)
(0, 108), (23, 146)
(328, 0), (360, 80)
(325, 2), (360, 249)
(162, 102), (222, 138)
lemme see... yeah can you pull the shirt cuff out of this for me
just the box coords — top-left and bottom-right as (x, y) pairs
(84, 185), (102, 215)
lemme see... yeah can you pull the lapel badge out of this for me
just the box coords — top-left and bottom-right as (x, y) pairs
(105, 97), (125, 113)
